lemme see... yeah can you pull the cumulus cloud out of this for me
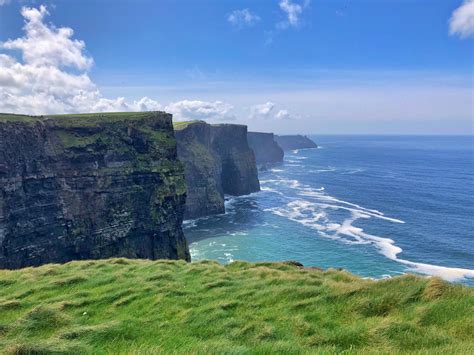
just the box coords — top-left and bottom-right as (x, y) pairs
(228, 9), (261, 28)
(165, 100), (235, 121)
(3, 6), (93, 70)
(449, 0), (474, 38)
(0, 5), (160, 115)
(275, 109), (291, 120)
(250, 102), (275, 118)
(277, 0), (309, 29)
(249, 102), (294, 120)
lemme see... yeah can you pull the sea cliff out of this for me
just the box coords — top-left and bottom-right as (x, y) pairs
(275, 135), (318, 150)
(247, 132), (284, 165)
(0, 112), (189, 269)
(175, 121), (260, 219)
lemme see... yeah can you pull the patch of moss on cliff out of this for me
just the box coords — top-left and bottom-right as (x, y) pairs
(55, 131), (102, 149)
(137, 126), (176, 154)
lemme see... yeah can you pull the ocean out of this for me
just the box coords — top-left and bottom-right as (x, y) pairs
(185, 135), (474, 285)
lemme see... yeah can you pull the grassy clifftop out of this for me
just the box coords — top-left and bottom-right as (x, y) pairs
(0, 259), (473, 354)
(0, 112), (170, 125)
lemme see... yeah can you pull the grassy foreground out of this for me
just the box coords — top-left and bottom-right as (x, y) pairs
(0, 259), (473, 354)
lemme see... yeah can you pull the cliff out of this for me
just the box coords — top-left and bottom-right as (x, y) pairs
(175, 121), (260, 219)
(247, 132), (284, 165)
(210, 124), (260, 196)
(0, 112), (190, 269)
(275, 135), (318, 150)
(174, 121), (225, 219)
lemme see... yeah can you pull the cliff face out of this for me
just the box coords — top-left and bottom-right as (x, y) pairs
(0, 112), (189, 269)
(174, 122), (225, 220)
(274, 135), (318, 150)
(210, 124), (260, 196)
(175, 121), (260, 219)
(247, 132), (284, 165)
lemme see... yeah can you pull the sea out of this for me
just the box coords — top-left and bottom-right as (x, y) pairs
(185, 135), (474, 285)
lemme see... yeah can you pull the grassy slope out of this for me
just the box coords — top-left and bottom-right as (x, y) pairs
(172, 120), (202, 130)
(0, 259), (472, 354)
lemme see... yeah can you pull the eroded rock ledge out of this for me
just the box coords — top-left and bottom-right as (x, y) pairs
(0, 112), (189, 269)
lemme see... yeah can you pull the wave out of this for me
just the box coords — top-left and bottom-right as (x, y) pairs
(263, 179), (474, 282)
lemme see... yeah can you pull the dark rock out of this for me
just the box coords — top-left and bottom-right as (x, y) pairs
(274, 135), (317, 150)
(211, 124), (260, 196)
(284, 260), (304, 268)
(175, 121), (260, 219)
(247, 132), (284, 165)
(174, 122), (225, 219)
(0, 112), (190, 269)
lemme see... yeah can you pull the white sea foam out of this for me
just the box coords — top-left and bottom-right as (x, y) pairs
(265, 177), (474, 282)
(224, 253), (234, 263)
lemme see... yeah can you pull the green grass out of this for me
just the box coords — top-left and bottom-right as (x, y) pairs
(0, 113), (43, 124)
(0, 111), (170, 126)
(0, 259), (472, 354)
(173, 120), (202, 130)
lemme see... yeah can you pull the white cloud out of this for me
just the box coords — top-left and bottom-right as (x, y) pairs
(227, 9), (261, 28)
(4, 6), (93, 70)
(275, 109), (291, 120)
(277, 0), (309, 29)
(165, 100), (235, 122)
(0, 5), (161, 115)
(250, 102), (275, 118)
(449, 0), (474, 38)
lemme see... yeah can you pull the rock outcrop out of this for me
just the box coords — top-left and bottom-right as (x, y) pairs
(274, 135), (318, 150)
(175, 121), (260, 219)
(247, 132), (284, 165)
(0, 112), (190, 269)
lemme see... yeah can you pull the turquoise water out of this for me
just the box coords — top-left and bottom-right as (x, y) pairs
(185, 136), (474, 285)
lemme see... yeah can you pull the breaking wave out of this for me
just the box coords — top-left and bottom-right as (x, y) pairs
(262, 178), (474, 282)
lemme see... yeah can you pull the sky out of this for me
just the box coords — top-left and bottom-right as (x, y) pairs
(0, 0), (473, 134)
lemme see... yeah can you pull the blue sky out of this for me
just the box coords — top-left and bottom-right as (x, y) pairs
(0, 0), (472, 134)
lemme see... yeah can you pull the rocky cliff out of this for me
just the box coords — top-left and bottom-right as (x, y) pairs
(247, 132), (284, 165)
(0, 112), (190, 269)
(174, 121), (225, 219)
(175, 121), (260, 219)
(210, 124), (260, 196)
(274, 135), (318, 150)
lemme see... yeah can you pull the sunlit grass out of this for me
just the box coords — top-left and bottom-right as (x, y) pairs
(0, 259), (472, 353)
